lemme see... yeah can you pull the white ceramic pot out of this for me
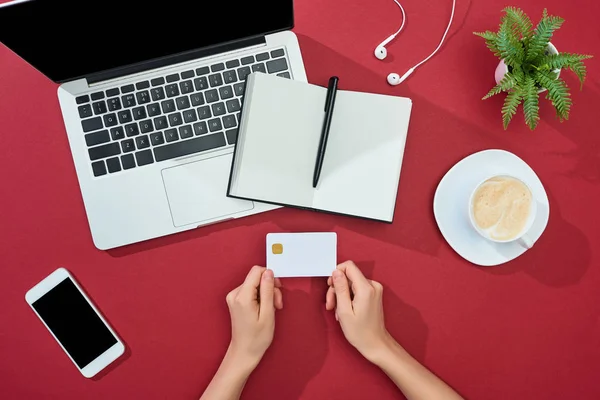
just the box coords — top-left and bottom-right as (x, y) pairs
(494, 42), (560, 94)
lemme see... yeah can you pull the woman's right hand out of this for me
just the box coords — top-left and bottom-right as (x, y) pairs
(326, 261), (393, 363)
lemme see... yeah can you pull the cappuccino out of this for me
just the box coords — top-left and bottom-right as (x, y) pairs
(471, 176), (532, 241)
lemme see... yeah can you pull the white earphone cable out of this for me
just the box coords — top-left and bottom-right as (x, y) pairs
(392, 0), (407, 37)
(411, 0), (456, 70)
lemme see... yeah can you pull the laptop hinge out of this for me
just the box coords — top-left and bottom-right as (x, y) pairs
(86, 36), (266, 85)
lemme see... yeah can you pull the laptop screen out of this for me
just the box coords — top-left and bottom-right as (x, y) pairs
(0, 0), (294, 83)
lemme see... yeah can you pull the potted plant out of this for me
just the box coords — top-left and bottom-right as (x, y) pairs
(474, 7), (592, 130)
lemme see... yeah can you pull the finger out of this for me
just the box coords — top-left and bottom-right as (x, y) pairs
(327, 276), (333, 287)
(259, 269), (276, 320)
(337, 261), (371, 294)
(239, 265), (266, 300)
(274, 288), (283, 310)
(325, 286), (336, 310)
(274, 278), (283, 288)
(332, 269), (353, 315)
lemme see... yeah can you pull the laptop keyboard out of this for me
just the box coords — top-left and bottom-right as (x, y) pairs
(76, 48), (291, 177)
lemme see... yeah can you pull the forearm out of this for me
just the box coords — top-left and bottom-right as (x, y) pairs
(200, 346), (257, 400)
(371, 335), (464, 400)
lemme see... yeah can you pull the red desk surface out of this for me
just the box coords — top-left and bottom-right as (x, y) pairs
(1, 0), (599, 399)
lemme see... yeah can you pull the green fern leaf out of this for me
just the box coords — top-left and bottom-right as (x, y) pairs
(522, 76), (540, 130)
(535, 71), (572, 121)
(504, 7), (534, 44)
(528, 10), (564, 61)
(497, 19), (525, 67)
(483, 73), (519, 99)
(501, 88), (523, 129)
(540, 53), (593, 88)
(474, 31), (501, 57)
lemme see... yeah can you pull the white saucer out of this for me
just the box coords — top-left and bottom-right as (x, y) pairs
(433, 149), (550, 266)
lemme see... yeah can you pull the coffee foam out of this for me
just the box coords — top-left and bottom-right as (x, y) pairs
(471, 176), (532, 241)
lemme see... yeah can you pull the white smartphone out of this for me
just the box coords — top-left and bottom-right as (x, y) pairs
(25, 268), (125, 378)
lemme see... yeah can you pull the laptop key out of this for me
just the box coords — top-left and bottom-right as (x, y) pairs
(154, 116), (168, 130)
(91, 91), (105, 100)
(196, 66), (210, 76)
(211, 63), (225, 72)
(118, 109), (133, 124)
(226, 59), (240, 69)
(211, 102), (226, 116)
(178, 125), (193, 139)
(165, 128), (180, 141)
(219, 86), (233, 99)
(150, 132), (164, 146)
(209, 73), (223, 87)
(180, 80), (194, 94)
(106, 157), (121, 173)
(135, 135), (150, 149)
(110, 126), (125, 140)
(161, 99), (176, 113)
(125, 123), (139, 137)
(223, 114), (237, 129)
(81, 117), (103, 132)
(267, 58), (289, 74)
(241, 56), (254, 65)
(121, 84), (135, 93)
(270, 49), (285, 58)
(197, 106), (211, 120)
(121, 154), (136, 169)
(92, 161), (107, 177)
(208, 118), (222, 132)
(93, 101), (107, 115)
(194, 76), (209, 91)
(226, 98), (241, 113)
(103, 113), (118, 127)
(252, 63), (266, 73)
(133, 106), (147, 120)
(237, 66), (251, 81)
(151, 77), (165, 86)
(139, 120), (153, 134)
(190, 93), (204, 106)
(181, 70), (195, 79)
(277, 72), (291, 79)
(135, 149), (154, 166)
(107, 97), (122, 111)
(165, 84), (179, 97)
(223, 70), (237, 84)
(168, 112), (183, 126)
(151, 87), (166, 101)
(256, 52), (269, 61)
(136, 90), (150, 105)
(89, 142), (121, 161)
(121, 139), (135, 152)
(183, 109), (197, 123)
(166, 73), (179, 83)
(193, 121), (208, 136)
(85, 130), (110, 147)
(153, 132), (226, 162)
(106, 88), (120, 97)
(136, 81), (150, 90)
(226, 129), (238, 145)
(76, 95), (90, 104)
(205, 89), (219, 103)
(233, 82), (245, 96)
(147, 103), (161, 117)
(122, 94), (136, 107)
(78, 104), (93, 118)
(176, 96), (190, 110)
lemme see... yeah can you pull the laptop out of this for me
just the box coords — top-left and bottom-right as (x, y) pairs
(0, 0), (307, 250)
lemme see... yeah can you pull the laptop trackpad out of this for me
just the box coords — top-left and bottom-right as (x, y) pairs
(162, 154), (254, 227)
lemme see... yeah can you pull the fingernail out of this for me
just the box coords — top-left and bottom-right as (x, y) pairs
(263, 269), (274, 281)
(333, 270), (342, 280)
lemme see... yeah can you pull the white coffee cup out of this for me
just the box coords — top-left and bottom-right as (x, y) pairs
(468, 174), (537, 249)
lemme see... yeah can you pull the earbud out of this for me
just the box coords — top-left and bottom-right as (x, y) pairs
(374, 34), (396, 60)
(387, 68), (414, 86)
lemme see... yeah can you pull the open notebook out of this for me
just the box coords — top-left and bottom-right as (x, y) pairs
(227, 73), (412, 222)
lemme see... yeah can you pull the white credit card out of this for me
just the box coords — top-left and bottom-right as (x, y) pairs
(266, 232), (337, 277)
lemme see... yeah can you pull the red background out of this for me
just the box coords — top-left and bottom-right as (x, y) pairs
(1, 0), (599, 399)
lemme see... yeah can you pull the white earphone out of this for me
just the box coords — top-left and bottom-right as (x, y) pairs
(376, 0), (457, 86)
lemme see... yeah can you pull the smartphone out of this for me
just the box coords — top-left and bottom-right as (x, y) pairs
(25, 268), (125, 378)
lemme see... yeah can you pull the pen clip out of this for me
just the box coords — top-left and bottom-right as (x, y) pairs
(324, 76), (338, 111)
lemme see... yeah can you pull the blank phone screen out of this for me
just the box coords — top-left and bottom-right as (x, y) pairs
(32, 278), (117, 368)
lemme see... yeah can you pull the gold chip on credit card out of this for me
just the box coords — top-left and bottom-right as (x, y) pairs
(272, 243), (283, 254)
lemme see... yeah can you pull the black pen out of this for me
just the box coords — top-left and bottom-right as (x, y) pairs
(313, 76), (339, 188)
